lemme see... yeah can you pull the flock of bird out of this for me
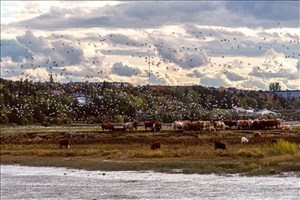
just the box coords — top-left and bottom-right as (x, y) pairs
(1, 20), (299, 86)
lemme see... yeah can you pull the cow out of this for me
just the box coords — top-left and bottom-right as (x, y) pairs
(214, 121), (226, 131)
(200, 121), (211, 130)
(151, 141), (161, 150)
(251, 120), (261, 130)
(125, 121), (138, 131)
(144, 121), (162, 132)
(223, 120), (237, 129)
(215, 142), (226, 150)
(59, 139), (70, 149)
(241, 137), (249, 144)
(261, 119), (281, 129)
(101, 123), (114, 132)
(173, 121), (184, 130)
(191, 121), (201, 131)
(254, 131), (262, 137)
(182, 120), (192, 131)
(281, 125), (292, 131)
(237, 120), (252, 130)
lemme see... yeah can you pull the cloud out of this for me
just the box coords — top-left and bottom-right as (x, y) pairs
(112, 62), (142, 77)
(226, 71), (246, 81)
(225, 1), (300, 23)
(200, 75), (231, 88)
(150, 36), (210, 69)
(249, 49), (299, 80)
(239, 79), (269, 90)
(1, 1), (299, 90)
(187, 69), (205, 78)
(0, 39), (32, 62)
(10, 1), (299, 31)
(15, 30), (85, 66)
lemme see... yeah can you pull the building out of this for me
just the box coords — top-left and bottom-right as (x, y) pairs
(272, 90), (300, 99)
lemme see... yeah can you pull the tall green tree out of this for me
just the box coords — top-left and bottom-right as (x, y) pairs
(269, 82), (281, 91)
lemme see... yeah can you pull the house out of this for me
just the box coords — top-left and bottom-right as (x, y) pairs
(272, 90), (300, 99)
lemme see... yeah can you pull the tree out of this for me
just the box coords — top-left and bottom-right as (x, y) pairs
(269, 82), (281, 91)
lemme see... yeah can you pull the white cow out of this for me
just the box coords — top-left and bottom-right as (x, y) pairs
(241, 137), (249, 144)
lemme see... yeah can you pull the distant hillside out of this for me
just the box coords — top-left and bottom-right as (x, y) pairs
(1, 78), (299, 125)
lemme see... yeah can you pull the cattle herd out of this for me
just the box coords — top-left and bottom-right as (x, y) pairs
(58, 118), (293, 151)
(173, 119), (285, 131)
(99, 119), (289, 132)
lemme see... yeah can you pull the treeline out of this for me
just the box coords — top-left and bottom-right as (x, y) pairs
(1, 78), (299, 125)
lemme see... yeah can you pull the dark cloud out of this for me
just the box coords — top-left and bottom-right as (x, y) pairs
(10, 1), (298, 31)
(225, 1), (299, 22)
(151, 37), (209, 69)
(0, 40), (32, 62)
(16, 30), (85, 66)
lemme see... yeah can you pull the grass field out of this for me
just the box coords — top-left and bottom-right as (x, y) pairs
(1, 124), (300, 176)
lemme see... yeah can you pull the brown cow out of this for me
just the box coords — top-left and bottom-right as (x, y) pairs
(151, 141), (161, 150)
(237, 120), (252, 130)
(59, 139), (70, 149)
(223, 120), (237, 129)
(191, 121), (201, 131)
(200, 121), (211, 130)
(144, 121), (162, 132)
(254, 131), (262, 137)
(281, 125), (292, 130)
(214, 121), (226, 131)
(101, 123), (114, 132)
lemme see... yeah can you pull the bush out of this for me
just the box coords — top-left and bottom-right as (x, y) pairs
(269, 139), (297, 155)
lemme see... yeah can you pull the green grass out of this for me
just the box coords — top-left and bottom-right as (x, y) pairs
(1, 124), (300, 175)
(269, 139), (297, 155)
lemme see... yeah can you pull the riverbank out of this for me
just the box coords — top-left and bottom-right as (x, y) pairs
(1, 125), (300, 176)
(2, 165), (299, 200)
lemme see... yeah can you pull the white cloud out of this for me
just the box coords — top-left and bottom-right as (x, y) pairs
(1, 1), (299, 90)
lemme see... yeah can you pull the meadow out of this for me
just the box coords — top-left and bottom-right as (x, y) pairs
(1, 124), (300, 176)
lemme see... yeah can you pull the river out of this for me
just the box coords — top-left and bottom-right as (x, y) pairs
(1, 165), (299, 200)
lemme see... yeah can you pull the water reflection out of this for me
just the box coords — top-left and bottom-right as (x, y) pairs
(1, 165), (299, 200)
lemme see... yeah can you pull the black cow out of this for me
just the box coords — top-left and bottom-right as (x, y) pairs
(215, 142), (226, 150)
(151, 141), (161, 150)
(59, 139), (70, 148)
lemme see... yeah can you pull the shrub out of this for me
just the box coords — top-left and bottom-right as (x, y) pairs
(269, 139), (297, 155)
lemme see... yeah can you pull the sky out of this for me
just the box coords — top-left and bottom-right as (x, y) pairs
(1, 1), (299, 90)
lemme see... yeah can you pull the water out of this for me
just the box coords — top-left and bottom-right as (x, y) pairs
(1, 165), (299, 200)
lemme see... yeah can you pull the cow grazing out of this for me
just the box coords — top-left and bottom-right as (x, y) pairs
(201, 121), (211, 130)
(214, 121), (226, 131)
(191, 121), (201, 131)
(281, 125), (292, 131)
(223, 120), (237, 129)
(151, 141), (161, 150)
(59, 139), (70, 149)
(237, 120), (252, 130)
(173, 121), (184, 130)
(101, 123), (114, 132)
(125, 121), (138, 131)
(254, 131), (262, 137)
(241, 137), (249, 144)
(215, 142), (226, 150)
(144, 121), (162, 132)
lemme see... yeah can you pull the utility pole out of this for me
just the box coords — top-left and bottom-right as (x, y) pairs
(148, 55), (151, 85)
